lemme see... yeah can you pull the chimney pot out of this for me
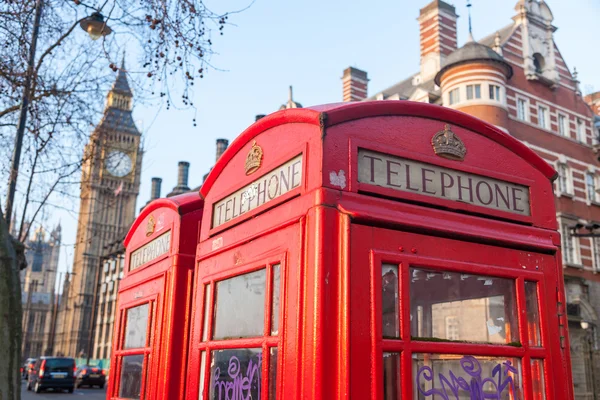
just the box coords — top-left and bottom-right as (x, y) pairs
(150, 177), (162, 200)
(215, 139), (229, 162)
(177, 161), (190, 188)
(255, 114), (266, 121)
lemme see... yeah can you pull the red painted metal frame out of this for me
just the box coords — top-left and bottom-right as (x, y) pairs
(186, 101), (572, 400)
(109, 192), (204, 400)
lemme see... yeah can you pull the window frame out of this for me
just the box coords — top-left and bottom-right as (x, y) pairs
(537, 105), (549, 130)
(556, 162), (572, 195)
(560, 220), (581, 266)
(517, 97), (528, 121)
(448, 87), (460, 105)
(196, 254), (286, 400)
(577, 119), (585, 142)
(586, 171), (598, 204)
(369, 249), (549, 399)
(113, 299), (156, 400)
(558, 113), (568, 137)
(466, 84), (481, 100)
(488, 84), (501, 102)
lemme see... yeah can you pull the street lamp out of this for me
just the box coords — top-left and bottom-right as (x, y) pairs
(79, 12), (112, 40)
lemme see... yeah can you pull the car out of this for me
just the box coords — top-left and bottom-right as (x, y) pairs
(75, 365), (106, 389)
(27, 357), (75, 393)
(22, 358), (36, 380)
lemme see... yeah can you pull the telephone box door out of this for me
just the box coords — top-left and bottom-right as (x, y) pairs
(350, 224), (569, 400)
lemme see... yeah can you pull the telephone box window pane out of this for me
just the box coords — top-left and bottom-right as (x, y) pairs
(124, 303), (149, 349)
(214, 270), (266, 339)
(119, 354), (145, 399)
(203, 284), (211, 342)
(209, 349), (262, 400)
(413, 354), (522, 399)
(199, 351), (206, 400)
(531, 359), (546, 399)
(383, 352), (400, 400)
(525, 281), (542, 346)
(271, 264), (281, 336)
(410, 268), (519, 344)
(269, 347), (278, 400)
(382, 264), (400, 338)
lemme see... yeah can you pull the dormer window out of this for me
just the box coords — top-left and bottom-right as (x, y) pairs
(533, 53), (545, 74)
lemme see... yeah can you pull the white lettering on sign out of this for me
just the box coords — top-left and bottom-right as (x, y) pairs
(358, 149), (530, 216)
(212, 154), (303, 228)
(129, 231), (172, 271)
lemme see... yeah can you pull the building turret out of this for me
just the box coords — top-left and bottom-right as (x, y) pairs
(435, 39), (513, 131)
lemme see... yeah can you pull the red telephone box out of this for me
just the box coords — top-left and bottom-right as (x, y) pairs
(186, 101), (573, 400)
(108, 192), (204, 400)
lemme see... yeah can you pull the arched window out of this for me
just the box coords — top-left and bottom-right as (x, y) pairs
(533, 53), (545, 74)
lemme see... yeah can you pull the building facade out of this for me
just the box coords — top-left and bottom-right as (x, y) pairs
(341, 1), (600, 397)
(20, 224), (61, 359)
(54, 60), (143, 358)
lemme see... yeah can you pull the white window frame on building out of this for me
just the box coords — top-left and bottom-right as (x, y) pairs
(577, 118), (585, 142)
(488, 84), (501, 102)
(538, 105), (549, 130)
(592, 236), (600, 273)
(556, 162), (573, 196)
(466, 84), (481, 100)
(560, 219), (581, 266)
(517, 96), (528, 121)
(586, 171), (599, 204)
(448, 87), (460, 105)
(558, 113), (568, 137)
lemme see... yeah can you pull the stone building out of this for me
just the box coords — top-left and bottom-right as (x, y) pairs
(54, 58), (143, 358)
(20, 224), (61, 359)
(341, 0), (600, 397)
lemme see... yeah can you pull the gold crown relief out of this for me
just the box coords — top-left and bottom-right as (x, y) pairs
(431, 125), (467, 161)
(245, 141), (263, 175)
(146, 215), (156, 237)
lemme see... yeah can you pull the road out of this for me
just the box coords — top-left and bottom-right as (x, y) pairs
(21, 381), (106, 399)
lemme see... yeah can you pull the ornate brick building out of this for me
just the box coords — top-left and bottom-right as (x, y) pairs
(341, 0), (600, 397)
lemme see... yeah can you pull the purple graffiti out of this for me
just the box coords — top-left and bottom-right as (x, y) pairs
(212, 354), (262, 400)
(416, 356), (518, 400)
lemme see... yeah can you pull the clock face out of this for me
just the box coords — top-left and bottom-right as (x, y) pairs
(105, 150), (133, 177)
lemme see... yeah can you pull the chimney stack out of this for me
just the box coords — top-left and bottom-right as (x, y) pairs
(342, 67), (369, 102)
(418, 0), (458, 81)
(150, 177), (162, 201)
(177, 161), (190, 188)
(216, 139), (229, 162)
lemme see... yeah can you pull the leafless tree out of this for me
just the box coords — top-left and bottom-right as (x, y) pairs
(0, 0), (246, 397)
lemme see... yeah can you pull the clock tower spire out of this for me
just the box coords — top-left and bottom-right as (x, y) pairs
(54, 56), (143, 358)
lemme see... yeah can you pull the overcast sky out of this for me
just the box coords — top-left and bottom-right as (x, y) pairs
(51, 0), (600, 284)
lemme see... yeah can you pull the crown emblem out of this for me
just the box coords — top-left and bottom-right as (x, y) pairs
(146, 215), (155, 237)
(432, 125), (467, 161)
(245, 141), (263, 175)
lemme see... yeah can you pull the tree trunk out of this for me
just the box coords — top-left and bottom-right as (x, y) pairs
(0, 208), (24, 400)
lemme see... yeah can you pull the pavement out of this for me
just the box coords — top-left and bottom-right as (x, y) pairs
(21, 380), (106, 399)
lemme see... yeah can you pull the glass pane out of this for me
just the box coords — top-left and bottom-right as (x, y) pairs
(383, 352), (400, 400)
(124, 304), (149, 349)
(531, 359), (546, 400)
(382, 264), (400, 338)
(413, 354), (522, 399)
(269, 347), (278, 400)
(525, 281), (542, 346)
(119, 354), (145, 399)
(410, 268), (519, 344)
(271, 264), (281, 335)
(214, 270), (266, 340)
(199, 351), (206, 400)
(203, 284), (211, 341)
(209, 349), (262, 399)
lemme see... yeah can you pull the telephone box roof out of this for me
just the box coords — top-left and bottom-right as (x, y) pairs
(199, 101), (556, 198)
(124, 191), (203, 246)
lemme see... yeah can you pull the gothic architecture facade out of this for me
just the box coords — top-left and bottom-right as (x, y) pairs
(54, 61), (143, 358)
(20, 224), (61, 359)
(341, 1), (600, 397)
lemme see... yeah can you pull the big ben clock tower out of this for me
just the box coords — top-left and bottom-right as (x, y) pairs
(55, 59), (143, 357)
